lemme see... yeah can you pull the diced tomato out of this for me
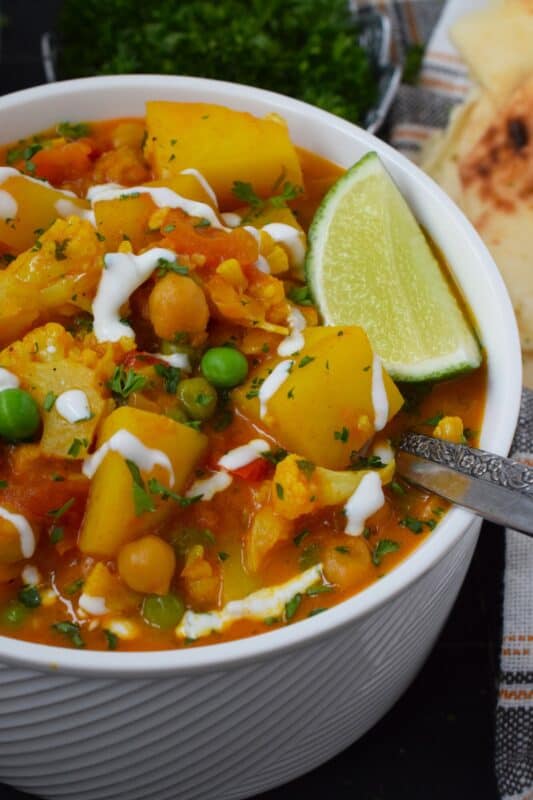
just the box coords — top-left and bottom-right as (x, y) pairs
(122, 351), (161, 370)
(231, 458), (270, 482)
(161, 210), (258, 268)
(32, 140), (94, 185)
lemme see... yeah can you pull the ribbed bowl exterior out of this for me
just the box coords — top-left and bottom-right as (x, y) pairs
(0, 522), (479, 800)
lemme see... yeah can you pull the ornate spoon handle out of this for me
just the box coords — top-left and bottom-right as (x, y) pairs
(397, 430), (533, 536)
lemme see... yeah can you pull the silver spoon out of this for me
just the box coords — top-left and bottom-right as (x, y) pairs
(397, 430), (533, 536)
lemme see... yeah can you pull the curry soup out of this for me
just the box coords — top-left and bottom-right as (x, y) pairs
(0, 104), (485, 651)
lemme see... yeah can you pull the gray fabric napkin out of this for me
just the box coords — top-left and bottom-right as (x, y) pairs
(368, 2), (533, 797)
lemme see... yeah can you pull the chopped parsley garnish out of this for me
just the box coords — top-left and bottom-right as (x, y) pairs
(275, 482), (284, 500)
(162, 224), (176, 233)
(371, 539), (400, 566)
(284, 593), (302, 621)
(108, 365), (148, 401)
(194, 217), (211, 228)
(261, 448), (288, 465)
(104, 629), (119, 650)
(147, 478), (200, 507)
(390, 480), (406, 496)
(67, 437), (88, 457)
(50, 526), (64, 544)
(52, 620), (85, 648)
(64, 578), (84, 595)
(423, 412), (444, 427)
(18, 585), (41, 608)
(293, 529), (310, 547)
(334, 426), (349, 443)
(155, 257), (189, 277)
(350, 454), (385, 470)
(218, 551), (230, 561)
(335, 545), (350, 554)
(54, 239), (70, 261)
(48, 497), (75, 519)
(299, 542), (320, 570)
(232, 180), (302, 222)
(43, 391), (57, 411)
(153, 363), (180, 394)
(57, 121), (91, 139)
(0, 480), (7, 489)
(126, 460), (156, 516)
(298, 355), (315, 368)
(400, 516), (437, 535)
(6, 142), (42, 165)
(308, 608), (327, 617)
(296, 459), (315, 477)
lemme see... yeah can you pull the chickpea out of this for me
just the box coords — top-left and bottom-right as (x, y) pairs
(322, 536), (372, 590)
(117, 535), (176, 595)
(148, 274), (209, 339)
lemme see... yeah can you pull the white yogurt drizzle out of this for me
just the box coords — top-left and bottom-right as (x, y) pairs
(186, 470), (233, 501)
(373, 440), (394, 465)
(218, 439), (269, 471)
(0, 506), (35, 558)
(179, 168), (219, 208)
(243, 226), (270, 273)
(55, 198), (96, 227)
(0, 189), (17, 220)
(86, 183), (227, 230)
(277, 307), (307, 357)
(371, 353), (389, 432)
(258, 360), (293, 419)
(0, 367), (20, 392)
(79, 594), (108, 616)
(82, 429), (174, 486)
(21, 565), (41, 586)
(92, 247), (176, 342)
(261, 223), (306, 268)
(55, 389), (92, 423)
(220, 212), (242, 228)
(152, 352), (191, 371)
(344, 472), (385, 536)
(176, 563), (324, 640)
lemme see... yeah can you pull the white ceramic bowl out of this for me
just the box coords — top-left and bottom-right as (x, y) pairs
(0, 76), (522, 800)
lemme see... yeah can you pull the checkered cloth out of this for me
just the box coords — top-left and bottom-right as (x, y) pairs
(369, 2), (533, 797)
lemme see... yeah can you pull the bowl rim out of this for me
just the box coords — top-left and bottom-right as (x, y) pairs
(0, 74), (522, 677)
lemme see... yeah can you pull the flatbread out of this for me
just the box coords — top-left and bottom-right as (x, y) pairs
(451, 0), (533, 100)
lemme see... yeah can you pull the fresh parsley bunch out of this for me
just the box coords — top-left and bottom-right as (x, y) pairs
(58, 0), (378, 125)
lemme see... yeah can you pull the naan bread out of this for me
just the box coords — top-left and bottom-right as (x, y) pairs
(451, 0), (533, 100)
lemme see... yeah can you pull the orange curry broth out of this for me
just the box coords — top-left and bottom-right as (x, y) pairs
(0, 117), (486, 651)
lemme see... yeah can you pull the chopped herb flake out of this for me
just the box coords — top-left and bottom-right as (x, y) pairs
(372, 539), (400, 566)
(284, 593), (302, 621)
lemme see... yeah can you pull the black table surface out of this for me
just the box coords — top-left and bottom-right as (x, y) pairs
(0, 2), (503, 797)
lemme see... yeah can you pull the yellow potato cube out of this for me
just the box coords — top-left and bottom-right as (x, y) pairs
(234, 326), (403, 469)
(79, 407), (207, 557)
(144, 102), (303, 209)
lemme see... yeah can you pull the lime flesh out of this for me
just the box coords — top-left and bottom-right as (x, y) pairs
(305, 151), (481, 382)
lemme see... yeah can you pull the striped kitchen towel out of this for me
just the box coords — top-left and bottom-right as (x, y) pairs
(366, 1), (533, 798)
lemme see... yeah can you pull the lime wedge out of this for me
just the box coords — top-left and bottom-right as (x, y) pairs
(305, 151), (481, 382)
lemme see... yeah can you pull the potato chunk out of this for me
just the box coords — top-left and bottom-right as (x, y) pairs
(79, 407), (207, 557)
(234, 326), (403, 469)
(144, 102), (303, 209)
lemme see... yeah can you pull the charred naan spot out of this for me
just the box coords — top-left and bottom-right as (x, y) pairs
(507, 118), (529, 150)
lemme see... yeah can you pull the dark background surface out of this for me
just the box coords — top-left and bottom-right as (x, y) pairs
(0, 2), (502, 797)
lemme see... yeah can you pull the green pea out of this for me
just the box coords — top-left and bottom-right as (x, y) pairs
(0, 388), (41, 441)
(200, 347), (248, 388)
(1, 601), (28, 627)
(177, 377), (217, 420)
(142, 593), (185, 630)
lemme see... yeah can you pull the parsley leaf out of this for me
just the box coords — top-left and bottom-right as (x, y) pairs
(52, 620), (85, 648)
(104, 629), (119, 650)
(18, 586), (41, 608)
(147, 478), (200, 507)
(334, 426), (349, 443)
(284, 593), (302, 621)
(153, 363), (181, 394)
(108, 365), (148, 401)
(125, 460), (155, 516)
(43, 391), (57, 411)
(288, 285), (314, 306)
(67, 437), (88, 457)
(371, 539), (400, 566)
(54, 239), (70, 261)
(48, 497), (75, 519)
(155, 257), (189, 278)
(296, 459), (315, 477)
(423, 412), (444, 427)
(57, 121), (91, 139)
